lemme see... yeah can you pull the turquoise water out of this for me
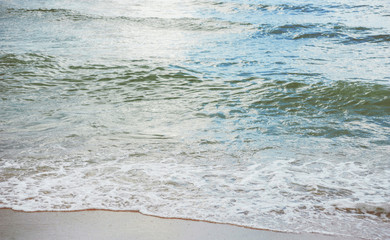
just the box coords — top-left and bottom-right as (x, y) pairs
(1, 0), (390, 239)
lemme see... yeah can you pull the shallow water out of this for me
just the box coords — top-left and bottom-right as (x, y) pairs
(1, 0), (390, 239)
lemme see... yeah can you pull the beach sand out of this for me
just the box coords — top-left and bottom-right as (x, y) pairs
(0, 208), (357, 240)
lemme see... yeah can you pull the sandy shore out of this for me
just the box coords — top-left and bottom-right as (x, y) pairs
(0, 208), (357, 240)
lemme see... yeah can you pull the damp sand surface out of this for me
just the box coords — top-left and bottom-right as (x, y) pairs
(0, 209), (357, 240)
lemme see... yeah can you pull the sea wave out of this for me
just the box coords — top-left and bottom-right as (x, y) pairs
(202, 1), (331, 14)
(4, 7), (252, 32)
(4, 6), (389, 44)
(253, 23), (390, 44)
(2, 52), (389, 142)
(1, 1), (390, 239)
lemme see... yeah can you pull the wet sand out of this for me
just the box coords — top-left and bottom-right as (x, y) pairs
(0, 208), (358, 240)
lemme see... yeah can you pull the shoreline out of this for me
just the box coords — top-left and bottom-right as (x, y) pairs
(1, 207), (279, 232)
(0, 208), (358, 240)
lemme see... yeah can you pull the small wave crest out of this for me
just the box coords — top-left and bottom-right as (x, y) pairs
(207, 2), (331, 14)
(254, 3), (330, 14)
(253, 23), (388, 44)
(5, 7), (250, 32)
(0, 52), (56, 68)
(344, 34), (390, 44)
(248, 80), (390, 117)
(5, 7), (90, 21)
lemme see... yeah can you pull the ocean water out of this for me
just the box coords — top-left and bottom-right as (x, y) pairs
(1, 0), (390, 239)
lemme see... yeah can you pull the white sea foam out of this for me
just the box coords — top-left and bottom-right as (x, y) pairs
(1, 144), (389, 239)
